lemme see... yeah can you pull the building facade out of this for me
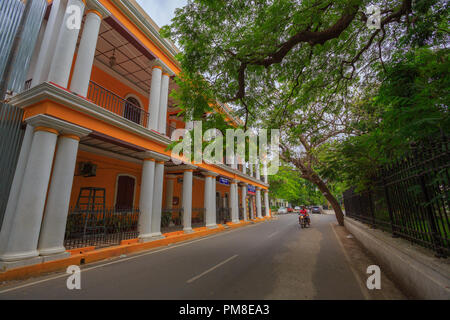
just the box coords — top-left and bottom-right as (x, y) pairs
(0, 0), (271, 268)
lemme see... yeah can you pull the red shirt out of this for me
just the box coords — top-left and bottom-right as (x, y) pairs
(300, 209), (307, 215)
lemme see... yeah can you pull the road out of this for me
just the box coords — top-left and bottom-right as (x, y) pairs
(0, 213), (406, 299)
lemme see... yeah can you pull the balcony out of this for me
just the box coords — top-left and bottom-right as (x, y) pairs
(87, 80), (150, 129)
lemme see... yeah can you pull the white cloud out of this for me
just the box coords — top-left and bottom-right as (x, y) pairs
(135, 0), (187, 28)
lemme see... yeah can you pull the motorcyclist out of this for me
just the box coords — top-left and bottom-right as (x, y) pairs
(298, 206), (311, 226)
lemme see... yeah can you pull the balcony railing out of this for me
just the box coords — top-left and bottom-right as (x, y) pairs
(87, 80), (150, 128)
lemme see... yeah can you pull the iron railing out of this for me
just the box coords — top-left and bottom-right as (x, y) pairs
(239, 207), (244, 220)
(64, 207), (140, 249)
(161, 208), (183, 232)
(344, 136), (449, 257)
(217, 207), (230, 224)
(87, 80), (150, 128)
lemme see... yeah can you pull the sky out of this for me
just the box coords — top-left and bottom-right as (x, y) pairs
(135, 0), (187, 28)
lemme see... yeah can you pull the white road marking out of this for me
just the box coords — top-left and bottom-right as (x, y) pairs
(186, 255), (238, 284)
(267, 231), (279, 238)
(0, 221), (268, 294)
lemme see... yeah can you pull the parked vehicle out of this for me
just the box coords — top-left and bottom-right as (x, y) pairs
(278, 207), (288, 214)
(311, 206), (323, 214)
(294, 206), (301, 213)
(287, 207), (294, 213)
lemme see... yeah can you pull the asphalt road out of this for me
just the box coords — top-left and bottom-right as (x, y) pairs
(0, 214), (405, 300)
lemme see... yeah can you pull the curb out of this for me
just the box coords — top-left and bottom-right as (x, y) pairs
(0, 218), (271, 282)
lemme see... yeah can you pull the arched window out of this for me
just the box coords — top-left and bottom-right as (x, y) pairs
(124, 96), (142, 125)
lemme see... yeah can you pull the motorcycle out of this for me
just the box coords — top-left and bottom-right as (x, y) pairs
(299, 214), (309, 228)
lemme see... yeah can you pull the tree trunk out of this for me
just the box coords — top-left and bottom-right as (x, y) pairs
(314, 178), (345, 226)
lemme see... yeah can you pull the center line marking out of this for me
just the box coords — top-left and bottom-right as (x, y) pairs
(268, 231), (279, 238)
(186, 254), (238, 284)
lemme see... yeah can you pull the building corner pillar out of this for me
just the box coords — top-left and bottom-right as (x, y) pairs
(38, 126), (91, 257)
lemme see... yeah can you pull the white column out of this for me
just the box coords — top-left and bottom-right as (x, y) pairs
(31, 0), (68, 87)
(47, 0), (86, 88)
(138, 159), (155, 241)
(241, 184), (248, 221)
(211, 177), (217, 224)
(264, 190), (270, 217)
(230, 180), (239, 223)
(0, 125), (34, 256)
(256, 187), (262, 218)
(150, 161), (165, 238)
(182, 169), (193, 232)
(157, 72), (170, 134)
(203, 173), (217, 228)
(26, 20), (47, 84)
(38, 134), (82, 256)
(0, 127), (58, 262)
(148, 65), (162, 130)
(70, 10), (102, 96)
(249, 164), (254, 177)
(164, 175), (176, 210)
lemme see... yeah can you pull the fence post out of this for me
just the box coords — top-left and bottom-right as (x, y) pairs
(368, 190), (376, 228)
(383, 177), (398, 238)
(418, 174), (444, 258)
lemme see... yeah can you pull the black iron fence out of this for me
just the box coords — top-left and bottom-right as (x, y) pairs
(343, 136), (449, 257)
(64, 207), (140, 249)
(239, 207), (244, 220)
(217, 207), (230, 224)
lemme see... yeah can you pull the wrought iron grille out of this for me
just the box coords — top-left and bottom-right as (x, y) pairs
(64, 207), (140, 250)
(343, 136), (449, 257)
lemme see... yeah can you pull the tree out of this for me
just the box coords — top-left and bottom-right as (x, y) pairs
(162, 0), (447, 225)
(269, 165), (326, 206)
(316, 47), (450, 191)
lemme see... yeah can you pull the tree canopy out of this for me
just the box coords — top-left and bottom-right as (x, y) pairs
(162, 0), (448, 225)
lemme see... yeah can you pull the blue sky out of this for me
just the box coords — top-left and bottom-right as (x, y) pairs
(135, 0), (187, 28)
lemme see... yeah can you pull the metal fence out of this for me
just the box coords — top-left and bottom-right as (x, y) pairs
(343, 136), (449, 257)
(64, 207), (140, 249)
(217, 207), (230, 224)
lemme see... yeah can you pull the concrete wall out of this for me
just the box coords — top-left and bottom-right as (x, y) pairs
(345, 217), (450, 300)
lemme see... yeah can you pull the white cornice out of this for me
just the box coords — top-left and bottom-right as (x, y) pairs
(26, 114), (92, 137)
(87, 0), (111, 18)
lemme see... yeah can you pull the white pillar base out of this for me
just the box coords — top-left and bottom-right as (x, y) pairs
(41, 251), (70, 263)
(0, 256), (43, 272)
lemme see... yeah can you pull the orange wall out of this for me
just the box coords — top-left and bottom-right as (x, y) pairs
(70, 150), (142, 208)
(90, 65), (149, 111)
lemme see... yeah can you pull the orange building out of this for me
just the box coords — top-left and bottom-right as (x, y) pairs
(0, 0), (270, 268)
